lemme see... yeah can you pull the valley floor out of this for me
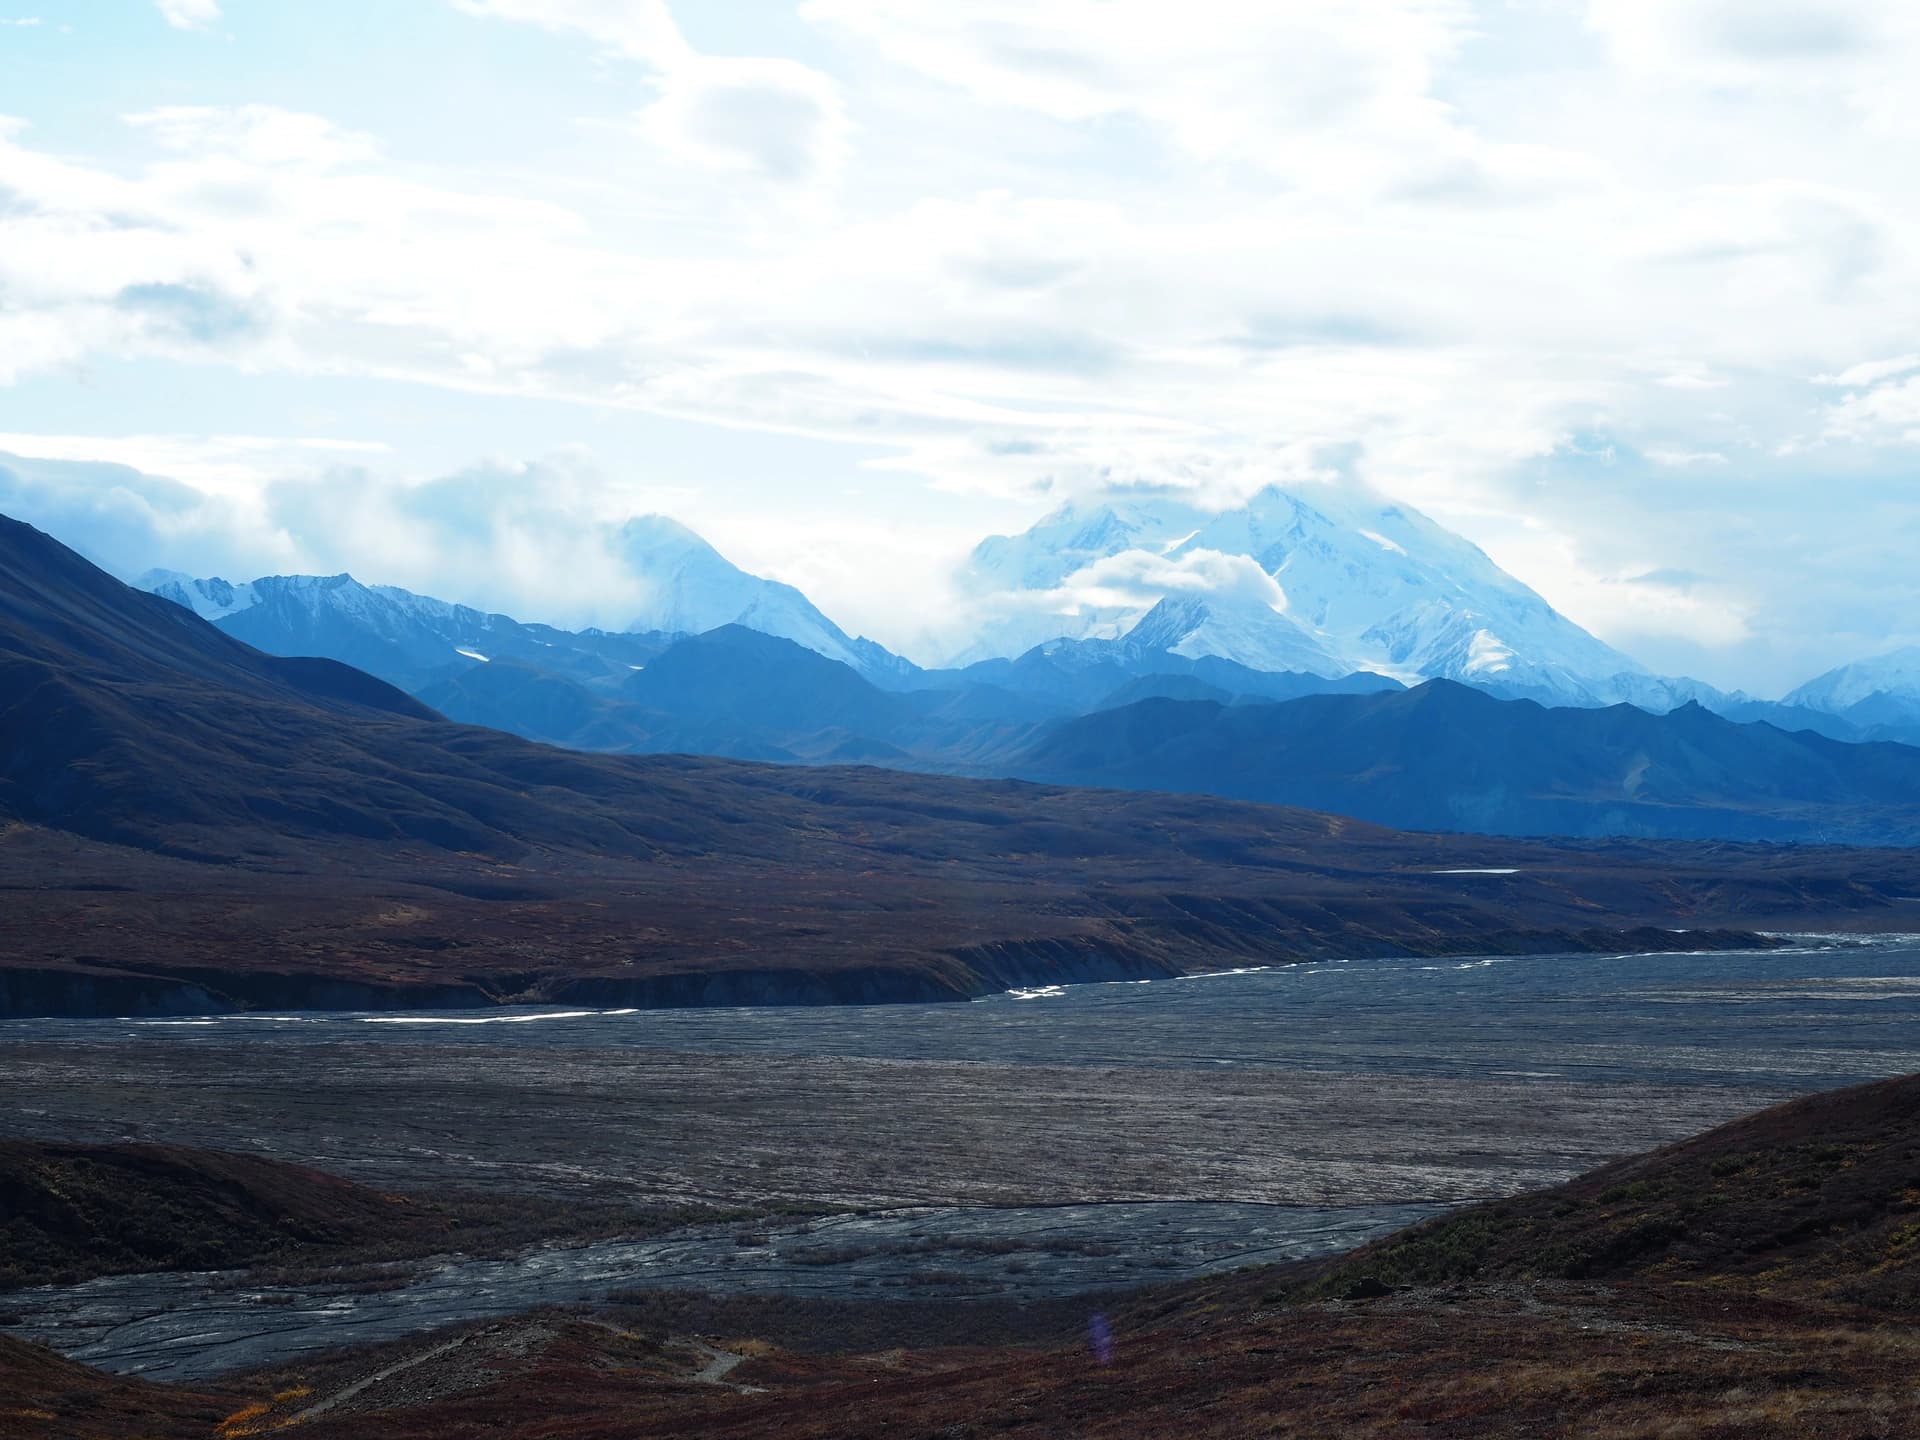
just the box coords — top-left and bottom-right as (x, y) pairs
(6, 944), (1919, 1436)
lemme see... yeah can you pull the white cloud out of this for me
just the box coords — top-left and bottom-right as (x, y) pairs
(0, 433), (389, 497)
(1067, 546), (1289, 614)
(128, 104), (381, 170)
(639, 55), (849, 182)
(156, 0), (220, 31)
(1822, 373), (1920, 444)
(453, 0), (846, 183)
(1587, 0), (1920, 133)
(804, 0), (1478, 191)
(0, 445), (676, 629)
(449, 0), (686, 64)
(1645, 448), (1729, 467)
(1817, 354), (1920, 387)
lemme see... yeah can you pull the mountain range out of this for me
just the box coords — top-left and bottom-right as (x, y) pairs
(124, 506), (1920, 843)
(5, 510), (1916, 1019)
(135, 483), (1920, 750)
(143, 514), (910, 689)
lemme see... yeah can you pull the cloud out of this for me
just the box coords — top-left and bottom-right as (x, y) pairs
(448, 0), (686, 64)
(156, 0), (219, 31)
(115, 282), (264, 343)
(1587, 0), (1920, 133)
(0, 105), (598, 383)
(639, 56), (849, 183)
(0, 445), (676, 629)
(1821, 372), (1920, 444)
(0, 451), (280, 582)
(804, 0), (1476, 188)
(453, 0), (846, 183)
(128, 104), (381, 169)
(1817, 354), (1920, 387)
(1066, 546), (1290, 613)
(1645, 447), (1728, 467)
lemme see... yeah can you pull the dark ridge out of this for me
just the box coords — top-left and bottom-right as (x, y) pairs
(1011, 679), (1920, 844)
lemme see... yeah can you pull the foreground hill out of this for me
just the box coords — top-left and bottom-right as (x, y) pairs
(1014, 681), (1920, 844)
(1314, 1070), (1920, 1309)
(4, 512), (1920, 1018)
(0, 1142), (655, 1292)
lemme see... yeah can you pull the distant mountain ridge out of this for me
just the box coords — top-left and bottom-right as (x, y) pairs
(1011, 680), (1920, 845)
(143, 514), (917, 691)
(139, 559), (1404, 765)
(1784, 646), (1920, 744)
(135, 499), (1920, 761)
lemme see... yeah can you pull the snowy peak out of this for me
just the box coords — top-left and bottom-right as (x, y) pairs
(136, 569), (259, 622)
(1124, 595), (1214, 652)
(953, 482), (1652, 706)
(1787, 646), (1920, 714)
(1122, 592), (1344, 677)
(614, 514), (911, 682)
(140, 518), (914, 688)
(962, 494), (1209, 595)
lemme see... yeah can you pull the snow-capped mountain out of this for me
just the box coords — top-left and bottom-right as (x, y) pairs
(143, 572), (260, 622)
(138, 570), (669, 692)
(1787, 647), (1920, 712)
(1120, 594), (1342, 677)
(617, 516), (914, 683)
(1784, 647), (1920, 738)
(141, 518), (916, 691)
(954, 485), (1658, 707)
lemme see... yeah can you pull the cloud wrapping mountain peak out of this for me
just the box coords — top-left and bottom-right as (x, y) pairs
(956, 482), (1651, 704)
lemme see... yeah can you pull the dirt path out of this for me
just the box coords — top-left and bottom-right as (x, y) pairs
(289, 1331), (474, 1424)
(679, 1338), (762, 1393)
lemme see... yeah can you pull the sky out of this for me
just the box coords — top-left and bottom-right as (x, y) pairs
(3, 0), (1920, 692)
